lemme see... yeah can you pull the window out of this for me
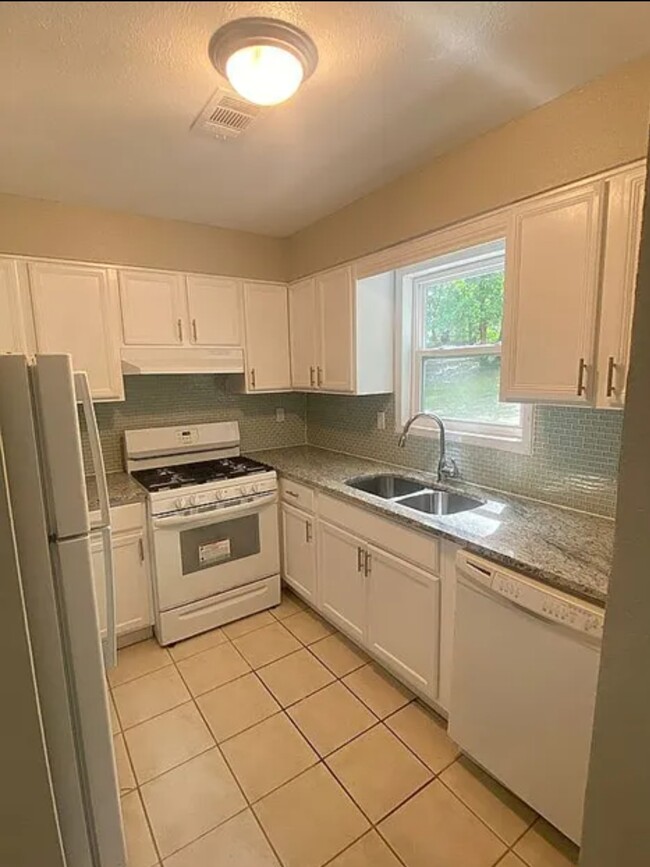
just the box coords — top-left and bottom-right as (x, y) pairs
(399, 239), (532, 452)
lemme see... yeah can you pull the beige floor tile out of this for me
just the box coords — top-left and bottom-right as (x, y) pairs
(169, 627), (227, 662)
(343, 664), (413, 719)
(109, 692), (120, 735)
(328, 830), (403, 867)
(288, 682), (377, 757)
(125, 702), (214, 784)
(223, 610), (276, 639)
(282, 609), (334, 644)
(441, 756), (536, 845)
(327, 724), (432, 822)
(254, 764), (370, 867)
(163, 809), (279, 867)
(176, 642), (250, 696)
(114, 733), (136, 794)
(197, 673), (280, 742)
(257, 648), (334, 707)
(108, 639), (172, 687)
(221, 712), (318, 802)
(113, 666), (191, 730)
(379, 780), (506, 867)
(386, 702), (459, 773)
(141, 747), (246, 858)
(498, 855), (528, 867)
(233, 622), (301, 669)
(121, 790), (158, 867)
(514, 819), (579, 867)
(310, 633), (369, 677)
(271, 592), (306, 621)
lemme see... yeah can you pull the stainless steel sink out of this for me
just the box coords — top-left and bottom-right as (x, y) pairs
(398, 490), (482, 516)
(346, 475), (426, 499)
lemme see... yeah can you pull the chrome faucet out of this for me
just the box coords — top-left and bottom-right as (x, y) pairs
(398, 412), (459, 483)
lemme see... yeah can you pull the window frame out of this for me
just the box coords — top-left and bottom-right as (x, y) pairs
(397, 241), (533, 455)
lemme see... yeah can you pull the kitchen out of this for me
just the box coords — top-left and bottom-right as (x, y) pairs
(1, 4), (649, 867)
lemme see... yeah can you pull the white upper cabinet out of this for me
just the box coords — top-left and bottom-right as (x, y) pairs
(596, 164), (647, 409)
(317, 267), (355, 391)
(243, 282), (291, 391)
(289, 278), (319, 389)
(288, 266), (393, 394)
(28, 261), (124, 401)
(119, 269), (185, 345)
(501, 179), (605, 404)
(185, 275), (242, 346)
(0, 258), (33, 355)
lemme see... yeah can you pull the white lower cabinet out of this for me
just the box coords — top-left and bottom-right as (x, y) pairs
(91, 506), (152, 638)
(318, 521), (367, 642)
(280, 503), (317, 603)
(366, 544), (440, 696)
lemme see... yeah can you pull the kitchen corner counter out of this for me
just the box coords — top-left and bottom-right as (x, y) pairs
(249, 445), (614, 607)
(85, 472), (145, 512)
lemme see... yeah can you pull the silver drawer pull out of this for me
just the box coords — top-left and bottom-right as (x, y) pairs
(309, 366), (315, 387)
(357, 547), (365, 573)
(285, 490), (299, 499)
(577, 357), (587, 396)
(305, 521), (312, 543)
(177, 318), (183, 342)
(606, 356), (616, 398)
(364, 551), (372, 577)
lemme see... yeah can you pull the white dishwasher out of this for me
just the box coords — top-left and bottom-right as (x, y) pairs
(449, 551), (605, 844)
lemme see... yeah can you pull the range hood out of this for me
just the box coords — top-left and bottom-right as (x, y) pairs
(121, 347), (245, 375)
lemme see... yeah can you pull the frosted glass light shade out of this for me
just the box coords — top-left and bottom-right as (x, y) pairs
(225, 44), (304, 106)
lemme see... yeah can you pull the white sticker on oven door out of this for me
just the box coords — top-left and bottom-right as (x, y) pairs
(199, 539), (231, 564)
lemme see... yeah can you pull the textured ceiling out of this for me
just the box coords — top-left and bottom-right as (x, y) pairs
(1, 1), (650, 236)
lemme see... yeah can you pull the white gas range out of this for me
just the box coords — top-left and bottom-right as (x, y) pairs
(125, 422), (280, 645)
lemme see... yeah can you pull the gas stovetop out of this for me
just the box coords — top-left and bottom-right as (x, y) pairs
(132, 456), (272, 492)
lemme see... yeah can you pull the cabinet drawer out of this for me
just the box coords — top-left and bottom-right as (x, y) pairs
(90, 502), (143, 533)
(280, 478), (315, 513)
(318, 494), (439, 573)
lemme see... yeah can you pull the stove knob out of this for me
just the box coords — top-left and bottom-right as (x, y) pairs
(214, 490), (224, 501)
(250, 483), (260, 494)
(190, 494), (200, 507)
(175, 497), (187, 509)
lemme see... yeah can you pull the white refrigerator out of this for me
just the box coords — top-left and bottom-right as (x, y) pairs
(0, 354), (126, 867)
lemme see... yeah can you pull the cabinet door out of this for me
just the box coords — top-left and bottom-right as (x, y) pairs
(0, 258), (31, 354)
(243, 282), (291, 391)
(596, 165), (646, 408)
(281, 504), (317, 602)
(92, 531), (152, 637)
(318, 521), (366, 641)
(501, 181), (604, 404)
(186, 275), (242, 346)
(29, 261), (124, 400)
(317, 266), (354, 392)
(289, 278), (319, 389)
(367, 544), (440, 698)
(119, 269), (185, 345)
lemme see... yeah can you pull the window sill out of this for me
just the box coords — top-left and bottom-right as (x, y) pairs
(396, 419), (533, 455)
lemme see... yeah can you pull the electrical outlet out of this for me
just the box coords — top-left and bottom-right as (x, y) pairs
(275, 407), (285, 423)
(377, 411), (386, 430)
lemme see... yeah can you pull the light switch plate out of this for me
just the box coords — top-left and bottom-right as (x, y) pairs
(276, 407), (286, 423)
(377, 411), (386, 430)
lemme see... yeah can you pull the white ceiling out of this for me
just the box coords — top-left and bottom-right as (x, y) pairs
(1, 1), (650, 236)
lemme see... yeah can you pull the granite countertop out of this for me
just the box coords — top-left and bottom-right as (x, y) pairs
(249, 445), (614, 607)
(86, 472), (145, 512)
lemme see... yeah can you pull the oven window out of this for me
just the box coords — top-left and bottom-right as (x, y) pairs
(180, 514), (260, 575)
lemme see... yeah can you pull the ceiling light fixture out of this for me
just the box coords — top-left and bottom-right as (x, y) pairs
(208, 17), (318, 107)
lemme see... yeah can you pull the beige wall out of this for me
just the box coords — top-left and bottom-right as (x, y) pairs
(0, 194), (287, 281)
(580, 142), (650, 866)
(288, 53), (650, 279)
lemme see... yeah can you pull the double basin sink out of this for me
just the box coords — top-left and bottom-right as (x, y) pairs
(346, 474), (482, 516)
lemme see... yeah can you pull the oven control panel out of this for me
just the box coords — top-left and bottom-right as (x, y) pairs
(150, 473), (277, 516)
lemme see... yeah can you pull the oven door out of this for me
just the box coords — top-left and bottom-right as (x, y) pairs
(151, 494), (280, 611)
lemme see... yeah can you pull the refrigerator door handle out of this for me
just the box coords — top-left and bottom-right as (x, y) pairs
(74, 372), (117, 669)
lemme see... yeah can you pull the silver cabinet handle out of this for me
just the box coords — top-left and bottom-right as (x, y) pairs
(250, 368), (256, 389)
(317, 366), (323, 387)
(309, 366), (315, 388)
(177, 318), (184, 342)
(606, 356), (616, 398)
(192, 318), (198, 343)
(285, 489), (299, 499)
(138, 537), (145, 564)
(364, 551), (372, 577)
(357, 546), (365, 573)
(577, 358), (587, 396)
(305, 521), (312, 543)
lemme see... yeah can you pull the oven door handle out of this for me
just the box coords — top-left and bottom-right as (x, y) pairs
(152, 493), (277, 529)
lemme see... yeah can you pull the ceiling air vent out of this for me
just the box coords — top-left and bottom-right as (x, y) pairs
(192, 87), (260, 140)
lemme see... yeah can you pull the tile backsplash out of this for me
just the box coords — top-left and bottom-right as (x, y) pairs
(81, 375), (307, 474)
(306, 392), (622, 517)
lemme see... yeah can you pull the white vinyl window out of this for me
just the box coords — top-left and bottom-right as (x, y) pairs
(399, 239), (532, 453)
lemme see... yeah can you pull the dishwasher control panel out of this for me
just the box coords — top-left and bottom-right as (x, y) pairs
(459, 553), (604, 639)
